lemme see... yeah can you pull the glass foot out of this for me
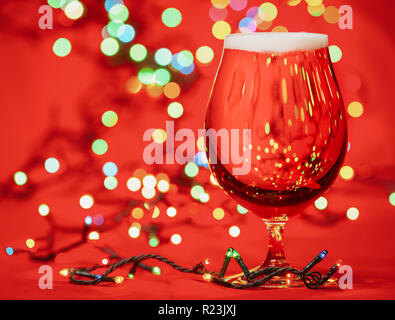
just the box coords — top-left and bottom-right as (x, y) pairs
(223, 266), (339, 289)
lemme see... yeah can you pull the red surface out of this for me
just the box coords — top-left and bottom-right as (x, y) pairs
(0, 0), (395, 299)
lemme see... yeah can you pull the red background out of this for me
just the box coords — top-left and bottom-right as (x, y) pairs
(0, 0), (394, 299)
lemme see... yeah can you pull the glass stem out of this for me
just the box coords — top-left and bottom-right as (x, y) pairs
(262, 216), (289, 268)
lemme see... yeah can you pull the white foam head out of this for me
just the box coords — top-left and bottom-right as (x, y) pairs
(224, 32), (328, 53)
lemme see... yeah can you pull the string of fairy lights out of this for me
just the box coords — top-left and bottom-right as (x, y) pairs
(2, 0), (394, 290)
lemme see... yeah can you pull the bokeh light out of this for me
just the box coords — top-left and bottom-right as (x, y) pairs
(104, 176), (118, 190)
(184, 162), (199, 178)
(340, 165), (355, 180)
(48, 0), (66, 9)
(258, 2), (278, 22)
(199, 193), (210, 203)
(191, 185), (204, 199)
(157, 180), (170, 193)
(131, 208), (144, 220)
(91, 139), (108, 155)
(170, 233), (182, 245)
(129, 44), (147, 62)
(88, 231), (100, 240)
(213, 208), (225, 220)
(314, 196), (328, 210)
(287, 0), (302, 6)
(230, 0), (247, 11)
(138, 68), (154, 84)
(127, 177), (141, 192)
(167, 102), (184, 119)
(44, 157), (60, 173)
(100, 38), (119, 56)
(272, 25), (288, 32)
(128, 225), (140, 239)
(164, 82), (180, 99)
(211, 0), (229, 9)
(166, 207), (177, 217)
(346, 207), (359, 221)
(154, 68), (171, 86)
(161, 8), (182, 28)
(142, 187), (156, 199)
(307, 3), (325, 17)
(26, 239), (35, 249)
(102, 110), (118, 127)
(196, 46), (214, 64)
(155, 48), (172, 66)
(212, 20), (231, 40)
(347, 101), (364, 118)
(79, 194), (94, 209)
(109, 4), (129, 22)
(229, 225), (240, 237)
(52, 38), (72, 57)
(209, 6), (228, 21)
(149, 236), (160, 247)
(389, 193), (395, 206)
(239, 17), (257, 33)
(329, 45), (342, 63)
(126, 76), (142, 94)
(38, 204), (50, 216)
(64, 1), (84, 20)
(117, 24), (135, 43)
(152, 129), (167, 144)
(237, 204), (248, 214)
(14, 171), (27, 186)
(323, 5), (340, 24)
(6, 247), (14, 255)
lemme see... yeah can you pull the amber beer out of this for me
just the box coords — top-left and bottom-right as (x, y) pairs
(205, 33), (347, 219)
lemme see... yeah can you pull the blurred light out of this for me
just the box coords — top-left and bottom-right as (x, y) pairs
(152, 129), (167, 144)
(64, 1), (84, 20)
(229, 225), (240, 237)
(104, 176), (118, 190)
(272, 25), (288, 32)
(102, 110), (118, 127)
(103, 162), (118, 177)
(211, 0), (229, 9)
(138, 68), (154, 84)
(149, 237), (159, 247)
(177, 50), (194, 68)
(52, 38), (71, 57)
(100, 38), (119, 56)
(161, 8), (182, 28)
(202, 273), (212, 281)
(106, 21), (123, 38)
(155, 48), (173, 66)
(152, 206), (160, 218)
(152, 266), (161, 275)
(323, 6), (340, 24)
(166, 207), (177, 217)
(212, 20), (231, 39)
(142, 175), (157, 188)
(340, 165), (354, 180)
(128, 225), (140, 238)
(127, 177), (141, 191)
(389, 193), (395, 206)
(307, 3), (325, 17)
(196, 137), (205, 151)
(84, 216), (92, 225)
(213, 208), (225, 220)
(191, 185), (204, 199)
(170, 233), (182, 245)
(26, 239), (35, 249)
(102, 258), (109, 265)
(154, 68), (171, 86)
(88, 231), (100, 240)
(314, 196), (328, 210)
(237, 204), (248, 214)
(93, 214), (104, 226)
(329, 45), (342, 63)
(210, 174), (219, 186)
(59, 268), (69, 276)
(131, 207), (144, 220)
(157, 180), (170, 193)
(164, 82), (180, 99)
(117, 24), (135, 43)
(199, 193), (210, 203)
(185, 162), (199, 178)
(239, 17), (256, 33)
(194, 151), (208, 168)
(287, 0), (302, 6)
(14, 171), (27, 185)
(230, 0), (247, 11)
(346, 207), (359, 221)
(48, 0), (66, 9)
(142, 187), (156, 199)
(167, 102), (183, 119)
(196, 46), (214, 64)
(114, 276), (124, 284)
(109, 4), (129, 22)
(44, 157), (60, 173)
(6, 247), (14, 255)
(258, 2), (278, 21)
(134, 168), (147, 179)
(92, 139), (108, 155)
(209, 6), (228, 21)
(130, 44), (147, 62)
(347, 101), (364, 118)
(126, 76), (142, 94)
(38, 204), (50, 216)
(105, 0), (123, 12)
(79, 194), (94, 209)
(180, 63), (195, 75)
